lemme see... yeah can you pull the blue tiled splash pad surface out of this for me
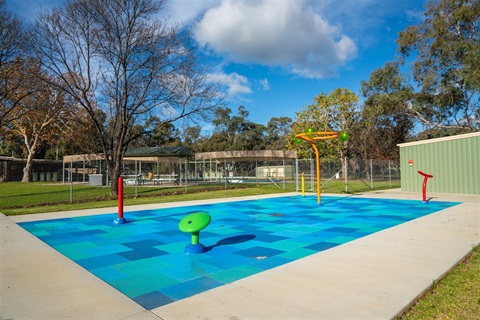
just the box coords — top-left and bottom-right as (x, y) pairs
(19, 195), (460, 310)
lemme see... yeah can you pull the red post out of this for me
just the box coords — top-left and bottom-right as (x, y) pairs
(114, 176), (127, 224)
(418, 170), (433, 203)
(118, 176), (124, 219)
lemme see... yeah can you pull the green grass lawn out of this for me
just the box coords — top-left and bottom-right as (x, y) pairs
(398, 245), (480, 319)
(0, 179), (400, 215)
(0, 182), (286, 215)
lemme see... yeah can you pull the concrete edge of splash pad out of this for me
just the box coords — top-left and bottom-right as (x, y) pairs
(1, 190), (479, 319)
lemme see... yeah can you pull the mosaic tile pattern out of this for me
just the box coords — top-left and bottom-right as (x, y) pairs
(19, 195), (459, 310)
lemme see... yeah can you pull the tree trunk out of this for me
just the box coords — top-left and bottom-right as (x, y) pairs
(22, 135), (39, 183)
(22, 149), (35, 182)
(110, 166), (119, 197)
(108, 148), (124, 197)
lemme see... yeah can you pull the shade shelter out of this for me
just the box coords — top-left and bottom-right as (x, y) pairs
(193, 150), (297, 188)
(194, 150), (297, 162)
(63, 146), (193, 185)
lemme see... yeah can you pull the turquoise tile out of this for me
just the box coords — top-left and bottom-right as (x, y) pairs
(91, 266), (128, 281)
(161, 276), (223, 300)
(85, 244), (130, 256)
(113, 256), (172, 273)
(155, 242), (187, 253)
(210, 265), (263, 283)
(54, 242), (96, 260)
(110, 272), (179, 297)
(329, 236), (356, 244)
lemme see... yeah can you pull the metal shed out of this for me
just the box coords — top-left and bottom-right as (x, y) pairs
(398, 132), (479, 194)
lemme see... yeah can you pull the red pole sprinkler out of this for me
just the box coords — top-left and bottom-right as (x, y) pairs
(114, 176), (127, 224)
(418, 170), (433, 203)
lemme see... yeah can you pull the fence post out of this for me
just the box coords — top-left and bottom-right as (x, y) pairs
(69, 161), (73, 203)
(295, 159), (299, 191)
(389, 160), (392, 188)
(370, 159), (373, 190)
(301, 173), (305, 196)
(185, 158), (188, 193)
(134, 159), (138, 197)
(310, 159), (314, 192)
(224, 159), (227, 189)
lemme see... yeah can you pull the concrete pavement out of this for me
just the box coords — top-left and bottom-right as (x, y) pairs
(1, 190), (479, 319)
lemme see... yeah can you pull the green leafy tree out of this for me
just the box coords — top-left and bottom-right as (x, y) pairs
(182, 125), (204, 153)
(206, 106), (266, 151)
(397, 0), (480, 131)
(289, 88), (359, 166)
(266, 117), (292, 150)
(130, 117), (181, 147)
(360, 62), (414, 160)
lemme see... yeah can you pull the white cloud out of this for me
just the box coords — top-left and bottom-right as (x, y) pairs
(161, 0), (221, 26)
(193, 0), (357, 78)
(258, 78), (270, 91)
(207, 72), (252, 96)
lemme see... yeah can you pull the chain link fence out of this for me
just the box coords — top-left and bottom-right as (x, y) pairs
(0, 156), (400, 210)
(296, 158), (400, 193)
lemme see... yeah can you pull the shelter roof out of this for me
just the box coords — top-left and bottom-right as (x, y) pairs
(63, 146), (193, 163)
(124, 146), (193, 157)
(195, 150), (297, 162)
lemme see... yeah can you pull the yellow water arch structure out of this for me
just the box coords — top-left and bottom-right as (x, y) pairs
(294, 128), (348, 204)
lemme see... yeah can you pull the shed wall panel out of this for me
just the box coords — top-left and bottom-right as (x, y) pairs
(399, 133), (479, 194)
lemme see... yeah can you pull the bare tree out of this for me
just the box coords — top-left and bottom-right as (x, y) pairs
(0, 0), (28, 130)
(28, 0), (223, 195)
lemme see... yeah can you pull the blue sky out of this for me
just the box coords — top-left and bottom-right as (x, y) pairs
(7, 0), (427, 129)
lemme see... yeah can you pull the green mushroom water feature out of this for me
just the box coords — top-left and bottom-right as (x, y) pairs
(179, 212), (211, 254)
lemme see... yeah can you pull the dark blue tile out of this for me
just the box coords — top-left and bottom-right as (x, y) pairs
(76, 254), (128, 269)
(133, 291), (174, 309)
(305, 241), (338, 251)
(323, 227), (359, 234)
(123, 239), (164, 249)
(72, 229), (106, 237)
(119, 248), (168, 260)
(254, 234), (289, 243)
(155, 230), (181, 237)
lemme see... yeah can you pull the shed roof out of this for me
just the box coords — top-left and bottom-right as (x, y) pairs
(397, 132), (480, 148)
